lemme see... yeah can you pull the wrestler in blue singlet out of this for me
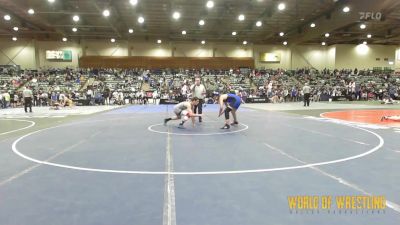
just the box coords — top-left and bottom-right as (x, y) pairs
(226, 93), (241, 109)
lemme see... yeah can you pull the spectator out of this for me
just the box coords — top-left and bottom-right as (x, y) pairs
(2, 90), (10, 108)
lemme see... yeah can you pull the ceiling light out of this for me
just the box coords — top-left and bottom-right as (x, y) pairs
(363, 41), (367, 45)
(322, 42), (326, 46)
(360, 24), (366, 29)
(157, 39), (162, 44)
(28, 9), (35, 15)
(12, 37), (17, 41)
(138, 16), (144, 23)
(256, 21), (262, 27)
(73, 15), (80, 22)
(278, 3), (286, 11)
(129, 29), (134, 33)
(182, 30), (186, 35)
(343, 6), (350, 13)
(206, 0), (214, 8)
(111, 38), (115, 43)
(199, 19), (205, 26)
(201, 40), (205, 44)
(172, 12), (180, 20)
(243, 41), (247, 45)
(283, 41), (287, 45)
(4, 15), (11, 21)
(279, 32), (284, 36)
(232, 31), (237, 36)
(238, 14), (245, 21)
(62, 37), (67, 42)
(103, 9), (110, 17)
(310, 23), (316, 28)
(48, 0), (55, 3)
(367, 34), (372, 38)
(72, 27), (77, 32)
(325, 33), (330, 37)
(129, 0), (138, 5)
(13, 27), (19, 31)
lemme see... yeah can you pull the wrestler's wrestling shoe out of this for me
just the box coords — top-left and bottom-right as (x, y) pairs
(220, 124), (230, 129)
(230, 121), (239, 126)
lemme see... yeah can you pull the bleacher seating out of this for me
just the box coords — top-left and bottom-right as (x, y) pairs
(1, 67), (399, 108)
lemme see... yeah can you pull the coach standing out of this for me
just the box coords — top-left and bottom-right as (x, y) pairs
(23, 87), (33, 113)
(191, 77), (206, 123)
(303, 83), (311, 107)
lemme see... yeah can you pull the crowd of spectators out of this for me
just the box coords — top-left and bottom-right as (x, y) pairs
(1, 66), (399, 109)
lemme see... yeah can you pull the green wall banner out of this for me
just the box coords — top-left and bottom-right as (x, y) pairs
(46, 50), (72, 61)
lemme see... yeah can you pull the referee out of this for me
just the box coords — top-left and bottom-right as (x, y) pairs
(190, 77), (206, 123)
(23, 87), (33, 113)
(303, 83), (311, 107)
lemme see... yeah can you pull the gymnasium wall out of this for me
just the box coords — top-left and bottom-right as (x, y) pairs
(0, 38), (36, 69)
(291, 45), (336, 70)
(0, 38), (397, 71)
(83, 40), (128, 57)
(253, 45), (338, 70)
(78, 41), (253, 58)
(394, 47), (400, 72)
(253, 45), (291, 69)
(335, 44), (396, 70)
(213, 44), (253, 58)
(37, 41), (81, 69)
(173, 43), (212, 57)
(79, 56), (254, 69)
(130, 42), (171, 57)
(327, 46), (336, 70)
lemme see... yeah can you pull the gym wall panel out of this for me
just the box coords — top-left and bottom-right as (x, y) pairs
(395, 47), (400, 72)
(174, 44), (213, 57)
(79, 56), (254, 69)
(253, 45), (291, 69)
(37, 41), (81, 69)
(0, 38), (36, 69)
(335, 44), (396, 70)
(84, 40), (128, 57)
(327, 46), (336, 70)
(291, 45), (332, 70)
(130, 42), (172, 57)
(2, 38), (397, 71)
(214, 44), (253, 58)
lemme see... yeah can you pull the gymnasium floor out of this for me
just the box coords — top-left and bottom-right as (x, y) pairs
(0, 102), (399, 225)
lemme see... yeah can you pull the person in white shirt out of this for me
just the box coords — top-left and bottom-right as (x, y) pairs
(112, 90), (119, 104)
(181, 84), (189, 99)
(302, 83), (311, 107)
(22, 87), (33, 113)
(59, 93), (66, 102)
(135, 91), (142, 104)
(118, 91), (124, 105)
(190, 77), (206, 123)
(86, 89), (93, 102)
(283, 89), (289, 102)
(267, 82), (273, 98)
(152, 90), (158, 104)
